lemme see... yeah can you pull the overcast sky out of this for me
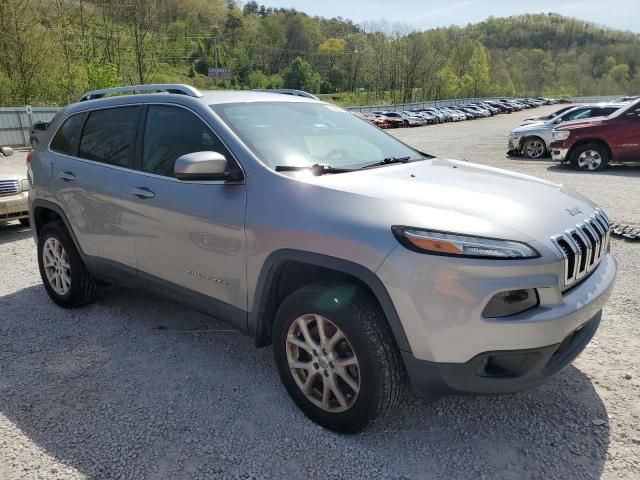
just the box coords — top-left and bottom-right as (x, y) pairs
(256, 0), (640, 33)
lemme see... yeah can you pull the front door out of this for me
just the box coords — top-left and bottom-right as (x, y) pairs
(121, 104), (247, 328)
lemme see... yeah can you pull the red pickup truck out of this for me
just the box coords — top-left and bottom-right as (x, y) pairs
(550, 99), (640, 171)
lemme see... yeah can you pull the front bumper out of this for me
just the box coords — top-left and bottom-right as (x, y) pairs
(551, 147), (569, 162)
(377, 247), (616, 363)
(0, 192), (29, 222)
(507, 135), (521, 152)
(403, 311), (600, 398)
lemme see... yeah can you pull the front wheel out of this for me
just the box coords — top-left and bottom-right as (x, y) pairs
(570, 143), (609, 172)
(522, 137), (546, 159)
(273, 284), (405, 433)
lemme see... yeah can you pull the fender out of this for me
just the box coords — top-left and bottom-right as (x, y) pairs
(30, 199), (85, 257)
(249, 249), (412, 353)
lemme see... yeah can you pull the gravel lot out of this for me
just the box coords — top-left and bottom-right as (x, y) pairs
(1, 106), (639, 479)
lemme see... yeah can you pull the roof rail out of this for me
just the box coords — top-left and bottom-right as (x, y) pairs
(253, 89), (319, 100)
(79, 84), (203, 102)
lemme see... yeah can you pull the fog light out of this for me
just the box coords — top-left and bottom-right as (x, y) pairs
(482, 288), (539, 318)
(21, 179), (29, 191)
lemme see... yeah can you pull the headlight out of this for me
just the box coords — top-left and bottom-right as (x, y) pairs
(392, 227), (540, 259)
(21, 179), (29, 191)
(552, 130), (570, 141)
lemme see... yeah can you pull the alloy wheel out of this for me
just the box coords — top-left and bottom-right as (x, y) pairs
(525, 140), (545, 158)
(286, 314), (360, 413)
(42, 237), (71, 296)
(577, 150), (602, 171)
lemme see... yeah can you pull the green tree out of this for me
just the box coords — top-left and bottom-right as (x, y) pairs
(283, 57), (321, 93)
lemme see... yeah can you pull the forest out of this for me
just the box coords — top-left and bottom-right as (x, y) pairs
(1, 0), (639, 106)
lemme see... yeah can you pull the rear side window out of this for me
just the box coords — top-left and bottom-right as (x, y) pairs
(141, 105), (229, 177)
(78, 107), (141, 167)
(50, 114), (85, 155)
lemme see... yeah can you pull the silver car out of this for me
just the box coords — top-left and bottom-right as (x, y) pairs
(508, 103), (624, 158)
(28, 84), (616, 433)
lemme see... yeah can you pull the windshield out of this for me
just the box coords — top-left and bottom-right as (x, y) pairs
(211, 102), (422, 170)
(609, 99), (640, 119)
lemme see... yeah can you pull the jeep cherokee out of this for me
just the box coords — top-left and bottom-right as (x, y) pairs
(28, 84), (616, 433)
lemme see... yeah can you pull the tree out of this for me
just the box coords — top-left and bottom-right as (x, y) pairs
(283, 57), (321, 93)
(243, 1), (259, 17)
(466, 45), (490, 97)
(318, 37), (347, 68)
(0, 0), (50, 104)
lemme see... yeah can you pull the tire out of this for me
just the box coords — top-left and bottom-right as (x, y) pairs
(37, 220), (97, 308)
(570, 143), (610, 172)
(19, 218), (30, 227)
(273, 284), (405, 433)
(522, 137), (546, 159)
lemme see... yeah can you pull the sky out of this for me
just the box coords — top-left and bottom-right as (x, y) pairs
(256, 0), (640, 33)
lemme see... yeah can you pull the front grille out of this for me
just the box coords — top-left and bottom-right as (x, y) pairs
(0, 179), (20, 196)
(551, 208), (610, 289)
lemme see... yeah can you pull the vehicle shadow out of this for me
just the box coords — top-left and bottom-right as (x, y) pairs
(0, 222), (32, 246)
(0, 285), (609, 479)
(547, 163), (640, 177)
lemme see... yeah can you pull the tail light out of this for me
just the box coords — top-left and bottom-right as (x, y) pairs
(26, 150), (33, 164)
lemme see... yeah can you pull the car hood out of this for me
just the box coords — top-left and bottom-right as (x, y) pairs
(512, 120), (549, 133)
(554, 116), (609, 131)
(307, 157), (597, 243)
(0, 156), (27, 179)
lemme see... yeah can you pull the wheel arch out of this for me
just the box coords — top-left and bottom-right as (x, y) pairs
(520, 135), (547, 153)
(567, 139), (612, 163)
(249, 250), (411, 353)
(31, 200), (85, 259)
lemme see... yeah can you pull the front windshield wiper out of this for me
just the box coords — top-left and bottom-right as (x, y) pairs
(275, 163), (355, 176)
(359, 156), (412, 170)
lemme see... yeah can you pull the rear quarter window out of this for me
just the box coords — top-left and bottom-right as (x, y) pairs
(50, 113), (86, 156)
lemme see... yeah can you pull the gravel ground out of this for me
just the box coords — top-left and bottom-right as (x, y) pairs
(1, 106), (639, 479)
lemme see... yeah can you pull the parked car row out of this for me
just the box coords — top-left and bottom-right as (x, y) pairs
(508, 96), (639, 164)
(354, 98), (555, 129)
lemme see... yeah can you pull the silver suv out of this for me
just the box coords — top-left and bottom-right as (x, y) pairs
(28, 84), (616, 433)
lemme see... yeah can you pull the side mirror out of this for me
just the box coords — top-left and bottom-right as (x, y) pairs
(1, 146), (14, 157)
(174, 151), (230, 181)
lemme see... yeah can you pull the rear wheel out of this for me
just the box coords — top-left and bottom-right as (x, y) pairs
(38, 221), (97, 307)
(522, 137), (546, 159)
(570, 143), (609, 172)
(273, 284), (405, 433)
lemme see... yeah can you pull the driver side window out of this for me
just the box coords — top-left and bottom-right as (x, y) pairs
(141, 105), (230, 177)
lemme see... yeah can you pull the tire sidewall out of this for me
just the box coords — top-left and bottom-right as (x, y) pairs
(37, 222), (85, 307)
(273, 286), (385, 433)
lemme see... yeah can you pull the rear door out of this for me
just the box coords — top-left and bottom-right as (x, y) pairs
(49, 106), (141, 271)
(120, 103), (247, 327)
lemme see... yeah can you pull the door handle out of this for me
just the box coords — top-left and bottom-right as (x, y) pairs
(130, 187), (155, 199)
(58, 171), (75, 181)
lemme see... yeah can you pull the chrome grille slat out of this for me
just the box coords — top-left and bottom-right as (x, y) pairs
(0, 179), (19, 196)
(551, 209), (610, 289)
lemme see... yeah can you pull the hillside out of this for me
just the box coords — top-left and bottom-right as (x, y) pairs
(0, 1), (638, 106)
